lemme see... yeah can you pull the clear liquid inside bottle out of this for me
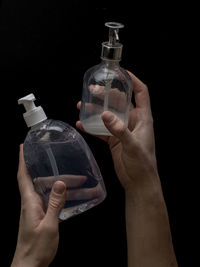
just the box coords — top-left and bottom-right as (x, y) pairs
(80, 59), (132, 135)
(23, 120), (107, 220)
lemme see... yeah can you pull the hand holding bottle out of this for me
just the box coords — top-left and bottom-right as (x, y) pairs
(18, 94), (106, 221)
(77, 71), (178, 266)
(34, 174), (103, 203)
(11, 145), (67, 267)
(77, 70), (160, 197)
(11, 144), (104, 267)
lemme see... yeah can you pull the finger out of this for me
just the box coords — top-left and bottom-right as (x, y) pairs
(102, 111), (134, 148)
(130, 102), (135, 111)
(67, 183), (103, 201)
(89, 84), (122, 100)
(44, 181), (66, 224)
(34, 175), (87, 193)
(77, 101), (103, 115)
(128, 103), (137, 131)
(127, 71), (152, 113)
(77, 102), (136, 133)
(89, 84), (105, 97)
(82, 85), (127, 112)
(57, 175), (87, 188)
(84, 103), (104, 115)
(77, 101), (81, 110)
(76, 120), (109, 142)
(76, 120), (85, 131)
(17, 144), (35, 200)
(89, 85), (127, 112)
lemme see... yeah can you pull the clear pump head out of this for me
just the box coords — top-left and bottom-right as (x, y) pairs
(18, 93), (47, 127)
(101, 22), (124, 61)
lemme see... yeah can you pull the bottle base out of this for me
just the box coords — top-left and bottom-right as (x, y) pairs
(81, 112), (128, 136)
(59, 193), (106, 220)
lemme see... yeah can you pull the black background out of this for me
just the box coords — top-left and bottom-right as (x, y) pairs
(0, 1), (194, 266)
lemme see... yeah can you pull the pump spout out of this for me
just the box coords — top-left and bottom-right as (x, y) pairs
(108, 28), (120, 46)
(114, 29), (119, 42)
(18, 94), (36, 112)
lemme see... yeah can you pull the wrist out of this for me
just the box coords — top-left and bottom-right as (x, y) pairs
(11, 252), (48, 267)
(125, 173), (164, 206)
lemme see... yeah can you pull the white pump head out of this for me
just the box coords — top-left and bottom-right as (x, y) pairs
(18, 93), (47, 127)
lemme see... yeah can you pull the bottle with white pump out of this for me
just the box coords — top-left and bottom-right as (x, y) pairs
(18, 93), (106, 220)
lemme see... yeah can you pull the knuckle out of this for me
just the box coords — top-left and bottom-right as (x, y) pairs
(143, 83), (148, 90)
(119, 125), (127, 138)
(109, 115), (128, 139)
(117, 123), (127, 139)
(144, 114), (153, 124)
(49, 198), (61, 209)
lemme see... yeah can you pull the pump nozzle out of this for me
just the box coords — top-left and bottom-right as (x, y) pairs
(18, 93), (47, 128)
(105, 22), (124, 46)
(101, 22), (124, 61)
(18, 93), (36, 112)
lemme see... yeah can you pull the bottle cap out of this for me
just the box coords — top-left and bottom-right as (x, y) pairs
(101, 22), (124, 61)
(18, 93), (47, 127)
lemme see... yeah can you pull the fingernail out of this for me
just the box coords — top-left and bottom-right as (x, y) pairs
(53, 182), (65, 194)
(103, 113), (115, 124)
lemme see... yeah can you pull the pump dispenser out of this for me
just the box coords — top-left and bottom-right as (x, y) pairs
(18, 94), (47, 127)
(80, 22), (133, 135)
(101, 22), (124, 61)
(18, 93), (106, 220)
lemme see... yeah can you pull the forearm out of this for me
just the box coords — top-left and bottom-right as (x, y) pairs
(125, 175), (178, 267)
(11, 250), (48, 267)
(11, 258), (47, 267)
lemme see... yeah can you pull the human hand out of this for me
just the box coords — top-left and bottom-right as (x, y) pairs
(34, 174), (103, 205)
(76, 71), (160, 199)
(77, 71), (178, 267)
(11, 145), (66, 267)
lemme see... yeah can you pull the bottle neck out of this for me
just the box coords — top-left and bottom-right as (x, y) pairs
(101, 58), (120, 68)
(30, 119), (47, 130)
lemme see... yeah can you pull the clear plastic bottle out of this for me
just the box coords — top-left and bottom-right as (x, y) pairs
(80, 22), (133, 136)
(18, 94), (106, 220)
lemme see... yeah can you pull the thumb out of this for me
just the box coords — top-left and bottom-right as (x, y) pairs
(102, 111), (133, 146)
(45, 181), (66, 223)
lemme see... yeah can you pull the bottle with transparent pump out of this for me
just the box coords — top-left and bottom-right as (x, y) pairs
(18, 94), (106, 220)
(80, 22), (133, 135)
